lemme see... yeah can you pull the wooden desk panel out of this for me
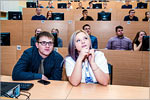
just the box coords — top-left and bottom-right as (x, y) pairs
(16, 46), (30, 61)
(141, 52), (150, 87)
(67, 83), (149, 99)
(101, 50), (142, 69)
(1, 46), (17, 76)
(68, 21), (75, 43)
(0, 20), (23, 45)
(101, 50), (143, 86)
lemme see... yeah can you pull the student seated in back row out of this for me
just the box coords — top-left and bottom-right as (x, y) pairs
(32, 8), (46, 20)
(67, 2), (73, 10)
(65, 30), (109, 86)
(143, 11), (150, 21)
(51, 28), (63, 47)
(121, 0), (132, 9)
(30, 28), (42, 46)
(106, 25), (132, 50)
(46, 10), (53, 20)
(80, 9), (94, 21)
(37, 3), (44, 8)
(132, 30), (147, 51)
(87, 1), (93, 9)
(76, 2), (85, 9)
(12, 31), (63, 80)
(124, 9), (139, 21)
(46, 1), (55, 8)
(82, 24), (98, 49)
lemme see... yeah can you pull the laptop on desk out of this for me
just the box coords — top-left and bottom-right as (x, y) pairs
(0, 82), (20, 98)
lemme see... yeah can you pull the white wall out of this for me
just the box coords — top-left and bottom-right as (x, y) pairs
(0, 0), (37, 12)
(0, 1), (20, 12)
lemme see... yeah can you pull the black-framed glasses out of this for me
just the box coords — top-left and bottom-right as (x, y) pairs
(38, 41), (54, 46)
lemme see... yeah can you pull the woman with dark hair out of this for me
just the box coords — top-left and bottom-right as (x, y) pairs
(46, 10), (53, 20)
(142, 11), (150, 21)
(64, 30), (109, 86)
(132, 30), (147, 51)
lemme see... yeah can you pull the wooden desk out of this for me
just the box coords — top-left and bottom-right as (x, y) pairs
(67, 83), (149, 99)
(1, 75), (149, 99)
(1, 75), (72, 99)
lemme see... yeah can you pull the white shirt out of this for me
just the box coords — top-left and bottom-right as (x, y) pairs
(67, 6), (73, 10)
(65, 51), (109, 83)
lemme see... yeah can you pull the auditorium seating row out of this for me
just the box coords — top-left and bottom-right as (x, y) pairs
(22, 8), (149, 21)
(1, 46), (149, 87)
(38, 1), (150, 10)
(1, 20), (149, 48)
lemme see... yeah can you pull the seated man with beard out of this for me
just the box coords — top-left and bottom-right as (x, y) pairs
(106, 25), (132, 50)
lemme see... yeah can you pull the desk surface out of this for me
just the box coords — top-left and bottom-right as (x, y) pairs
(1, 75), (72, 99)
(1, 75), (149, 99)
(67, 83), (149, 99)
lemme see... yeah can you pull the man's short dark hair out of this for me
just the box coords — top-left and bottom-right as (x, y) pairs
(82, 9), (88, 13)
(36, 31), (54, 42)
(129, 9), (135, 14)
(115, 25), (123, 32)
(82, 24), (91, 30)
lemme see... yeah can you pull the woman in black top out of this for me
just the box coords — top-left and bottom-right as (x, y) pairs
(132, 30), (147, 51)
(46, 10), (53, 20)
(142, 11), (150, 21)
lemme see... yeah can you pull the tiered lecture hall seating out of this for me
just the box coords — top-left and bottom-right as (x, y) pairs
(0, 0), (149, 87)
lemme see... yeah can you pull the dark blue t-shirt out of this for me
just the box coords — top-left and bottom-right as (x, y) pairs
(32, 15), (46, 20)
(122, 5), (132, 9)
(124, 15), (139, 21)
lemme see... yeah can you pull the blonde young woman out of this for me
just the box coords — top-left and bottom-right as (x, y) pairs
(65, 30), (109, 86)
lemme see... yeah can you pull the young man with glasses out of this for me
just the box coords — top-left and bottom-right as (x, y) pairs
(12, 31), (63, 80)
(124, 9), (139, 21)
(82, 24), (98, 49)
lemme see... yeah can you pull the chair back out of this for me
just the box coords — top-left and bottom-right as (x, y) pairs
(108, 63), (113, 84)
